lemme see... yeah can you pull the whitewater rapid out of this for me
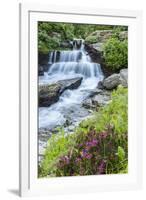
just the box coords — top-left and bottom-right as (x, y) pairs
(39, 40), (104, 130)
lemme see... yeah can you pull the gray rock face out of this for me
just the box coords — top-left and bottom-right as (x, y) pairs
(38, 66), (44, 76)
(38, 64), (51, 76)
(85, 30), (113, 43)
(91, 43), (104, 52)
(97, 81), (104, 90)
(39, 83), (62, 107)
(120, 68), (128, 87)
(101, 68), (128, 90)
(103, 74), (120, 90)
(60, 41), (72, 49)
(58, 77), (83, 93)
(82, 90), (111, 109)
(38, 130), (52, 162)
(39, 77), (83, 107)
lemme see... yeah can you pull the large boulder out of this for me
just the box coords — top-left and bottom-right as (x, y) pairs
(85, 30), (113, 44)
(92, 91), (111, 106)
(90, 43), (104, 52)
(84, 44), (103, 64)
(39, 77), (83, 107)
(120, 68), (128, 87)
(100, 68), (128, 90)
(82, 90), (111, 109)
(58, 77), (83, 93)
(103, 74), (120, 90)
(39, 83), (62, 107)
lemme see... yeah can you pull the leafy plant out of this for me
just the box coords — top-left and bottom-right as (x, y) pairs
(38, 128), (76, 177)
(85, 35), (98, 44)
(39, 86), (128, 177)
(103, 37), (128, 70)
(38, 22), (127, 53)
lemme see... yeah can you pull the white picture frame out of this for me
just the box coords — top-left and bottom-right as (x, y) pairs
(19, 3), (143, 197)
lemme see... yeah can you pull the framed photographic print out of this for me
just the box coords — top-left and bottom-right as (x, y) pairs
(19, 3), (143, 197)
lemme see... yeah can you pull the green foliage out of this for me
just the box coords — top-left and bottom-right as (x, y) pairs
(38, 21), (127, 53)
(118, 146), (125, 161)
(81, 86), (128, 136)
(85, 35), (98, 44)
(38, 128), (76, 177)
(103, 37), (128, 70)
(39, 86), (128, 177)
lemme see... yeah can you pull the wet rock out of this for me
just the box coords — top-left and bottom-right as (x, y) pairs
(84, 44), (103, 64)
(39, 77), (83, 107)
(67, 125), (76, 132)
(38, 130), (52, 141)
(38, 66), (44, 76)
(82, 90), (111, 109)
(97, 81), (104, 89)
(82, 98), (93, 109)
(64, 119), (72, 127)
(91, 43), (104, 52)
(73, 39), (84, 49)
(103, 74), (120, 90)
(58, 77), (83, 93)
(38, 52), (49, 65)
(60, 41), (73, 49)
(85, 88), (102, 98)
(38, 64), (52, 76)
(38, 130), (52, 162)
(92, 92), (111, 106)
(39, 83), (62, 107)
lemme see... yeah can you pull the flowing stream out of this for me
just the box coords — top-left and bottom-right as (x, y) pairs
(39, 39), (104, 160)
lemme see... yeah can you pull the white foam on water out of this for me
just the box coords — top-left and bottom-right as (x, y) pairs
(39, 40), (104, 129)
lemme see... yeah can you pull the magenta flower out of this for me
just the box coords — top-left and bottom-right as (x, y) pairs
(98, 160), (106, 174)
(60, 156), (70, 165)
(80, 150), (92, 159)
(100, 131), (108, 139)
(86, 153), (92, 159)
(75, 157), (81, 163)
(86, 139), (98, 147)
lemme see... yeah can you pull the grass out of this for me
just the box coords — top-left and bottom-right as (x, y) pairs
(39, 86), (128, 177)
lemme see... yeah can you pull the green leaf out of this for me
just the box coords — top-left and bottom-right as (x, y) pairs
(118, 146), (125, 161)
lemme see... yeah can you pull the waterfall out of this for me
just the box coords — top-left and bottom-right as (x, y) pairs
(39, 39), (104, 129)
(47, 40), (103, 79)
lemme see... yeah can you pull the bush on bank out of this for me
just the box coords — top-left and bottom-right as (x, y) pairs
(103, 37), (128, 71)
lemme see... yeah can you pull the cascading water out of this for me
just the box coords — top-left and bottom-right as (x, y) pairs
(39, 39), (104, 159)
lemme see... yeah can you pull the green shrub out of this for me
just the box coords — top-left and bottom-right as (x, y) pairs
(103, 37), (128, 70)
(38, 21), (128, 53)
(53, 86), (128, 176)
(80, 86), (128, 136)
(85, 35), (98, 44)
(38, 128), (76, 177)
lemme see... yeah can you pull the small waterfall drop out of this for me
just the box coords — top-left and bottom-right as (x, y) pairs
(39, 39), (104, 129)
